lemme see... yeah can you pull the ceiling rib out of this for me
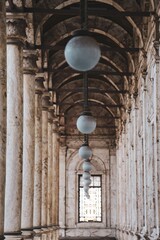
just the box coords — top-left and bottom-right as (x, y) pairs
(6, 7), (154, 17)
(41, 68), (134, 76)
(52, 102), (124, 108)
(51, 88), (128, 94)
(31, 44), (141, 52)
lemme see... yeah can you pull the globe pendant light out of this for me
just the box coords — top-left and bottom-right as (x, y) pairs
(64, 0), (101, 72)
(64, 31), (100, 72)
(79, 138), (92, 159)
(83, 171), (91, 180)
(76, 72), (96, 134)
(82, 160), (92, 172)
(83, 178), (91, 187)
(77, 111), (96, 134)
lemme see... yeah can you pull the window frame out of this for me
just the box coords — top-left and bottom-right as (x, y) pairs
(78, 174), (102, 223)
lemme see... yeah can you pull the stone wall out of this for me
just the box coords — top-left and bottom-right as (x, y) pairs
(58, 138), (117, 238)
(116, 16), (160, 240)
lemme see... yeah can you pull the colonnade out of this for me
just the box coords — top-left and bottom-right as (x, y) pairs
(0, 2), (60, 240)
(116, 41), (160, 240)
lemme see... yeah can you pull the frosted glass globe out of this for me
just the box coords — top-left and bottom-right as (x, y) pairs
(82, 160), (92, 172)
(64, 35), (101, 71)
(79, 145), (92, 159)
(84, 185), (89, 193)
(83, 178), (91, 187)
(85, 193), (90, 199)
(83, 171), (91, 180)
(76, 114), (96, 134)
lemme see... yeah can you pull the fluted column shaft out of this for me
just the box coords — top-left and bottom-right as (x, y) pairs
(4, 18), (26, 234)
(0, 1), (6, 239)
(41, 94), (50, 227)
(33, 78), (45, 228)
(21, 51), (37, 231)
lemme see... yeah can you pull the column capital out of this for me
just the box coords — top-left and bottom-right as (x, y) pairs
(35, 77), (45, 95)
(7, 18), (27, 44)
(42, 92), (51, 111)
(23, 50), (38, 74)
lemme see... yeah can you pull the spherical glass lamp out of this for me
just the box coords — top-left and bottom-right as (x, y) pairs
(79, 144), (92, 159)
(64, 31), (101, 72)
(85, 193), (90, 199)
(82, 160), (92, 172)
(83, 185), (89, 193)
(77, 111), (96, 134)
(83, 171), (91, 180)
(83, 178), (91, 187)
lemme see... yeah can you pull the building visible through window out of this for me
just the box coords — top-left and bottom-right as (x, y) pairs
(78, 175), (102, 222)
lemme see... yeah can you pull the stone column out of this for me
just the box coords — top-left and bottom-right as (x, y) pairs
(155, 42), (160, 238)
(4, 18), (26, 238)
(47, 109), (54, 230)
(0, 1), (6, 240)
(59, 139), (67, 237)
(52, 121), (59, 228)
(131, 97), (138, 234)
(21, 51), (37, 236)
(41, 93), (50, 229)
(33, 78), (45, 231)
(142, 73), (147, 236)
(136, 98), (144, 234)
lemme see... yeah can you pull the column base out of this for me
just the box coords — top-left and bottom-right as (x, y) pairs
(0, 235), (5, 240)
(4, 232), (22, 240)
(21, 230), (33, 240)
(41, 228), (49, 240)
(33, 228), (42, 240)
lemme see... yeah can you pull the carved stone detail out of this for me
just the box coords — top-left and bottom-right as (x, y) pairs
(35, 77), (45, 94)
(6, 19), (27, 44)
(23, 51), (38, 74)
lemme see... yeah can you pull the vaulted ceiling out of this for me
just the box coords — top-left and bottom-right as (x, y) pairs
(7, 0), (158, 141)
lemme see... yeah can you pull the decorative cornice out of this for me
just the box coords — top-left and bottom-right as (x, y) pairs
(23, 51), (38, 74)
(7, 18), (27, 44)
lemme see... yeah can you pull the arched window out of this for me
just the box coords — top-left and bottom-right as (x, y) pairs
(78, 174), (102, 222)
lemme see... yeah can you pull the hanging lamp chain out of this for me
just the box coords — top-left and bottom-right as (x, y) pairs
(83, 72), (89, 111)
(84, 134), (89, 145)
(80, 0), (88, 30)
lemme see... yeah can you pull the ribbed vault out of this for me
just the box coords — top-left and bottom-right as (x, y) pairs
(8, 0), (155, 140)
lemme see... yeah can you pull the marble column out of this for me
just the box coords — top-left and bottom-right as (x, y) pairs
(0, 1), (6, 240)
(33, 78), (45, 230)
(155, 42), (160, 237)
(59, 140), (67, 237)
(47, 109), (54, 228)
(132, 98), (138, 233)
(142, 74), (147, 236)
(136, 99), (144, 234)
(21, 51), (37, 235)
(4, 18), (26, 237)
(52, 121), (59, 227)
(41, 93), (50, 228)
